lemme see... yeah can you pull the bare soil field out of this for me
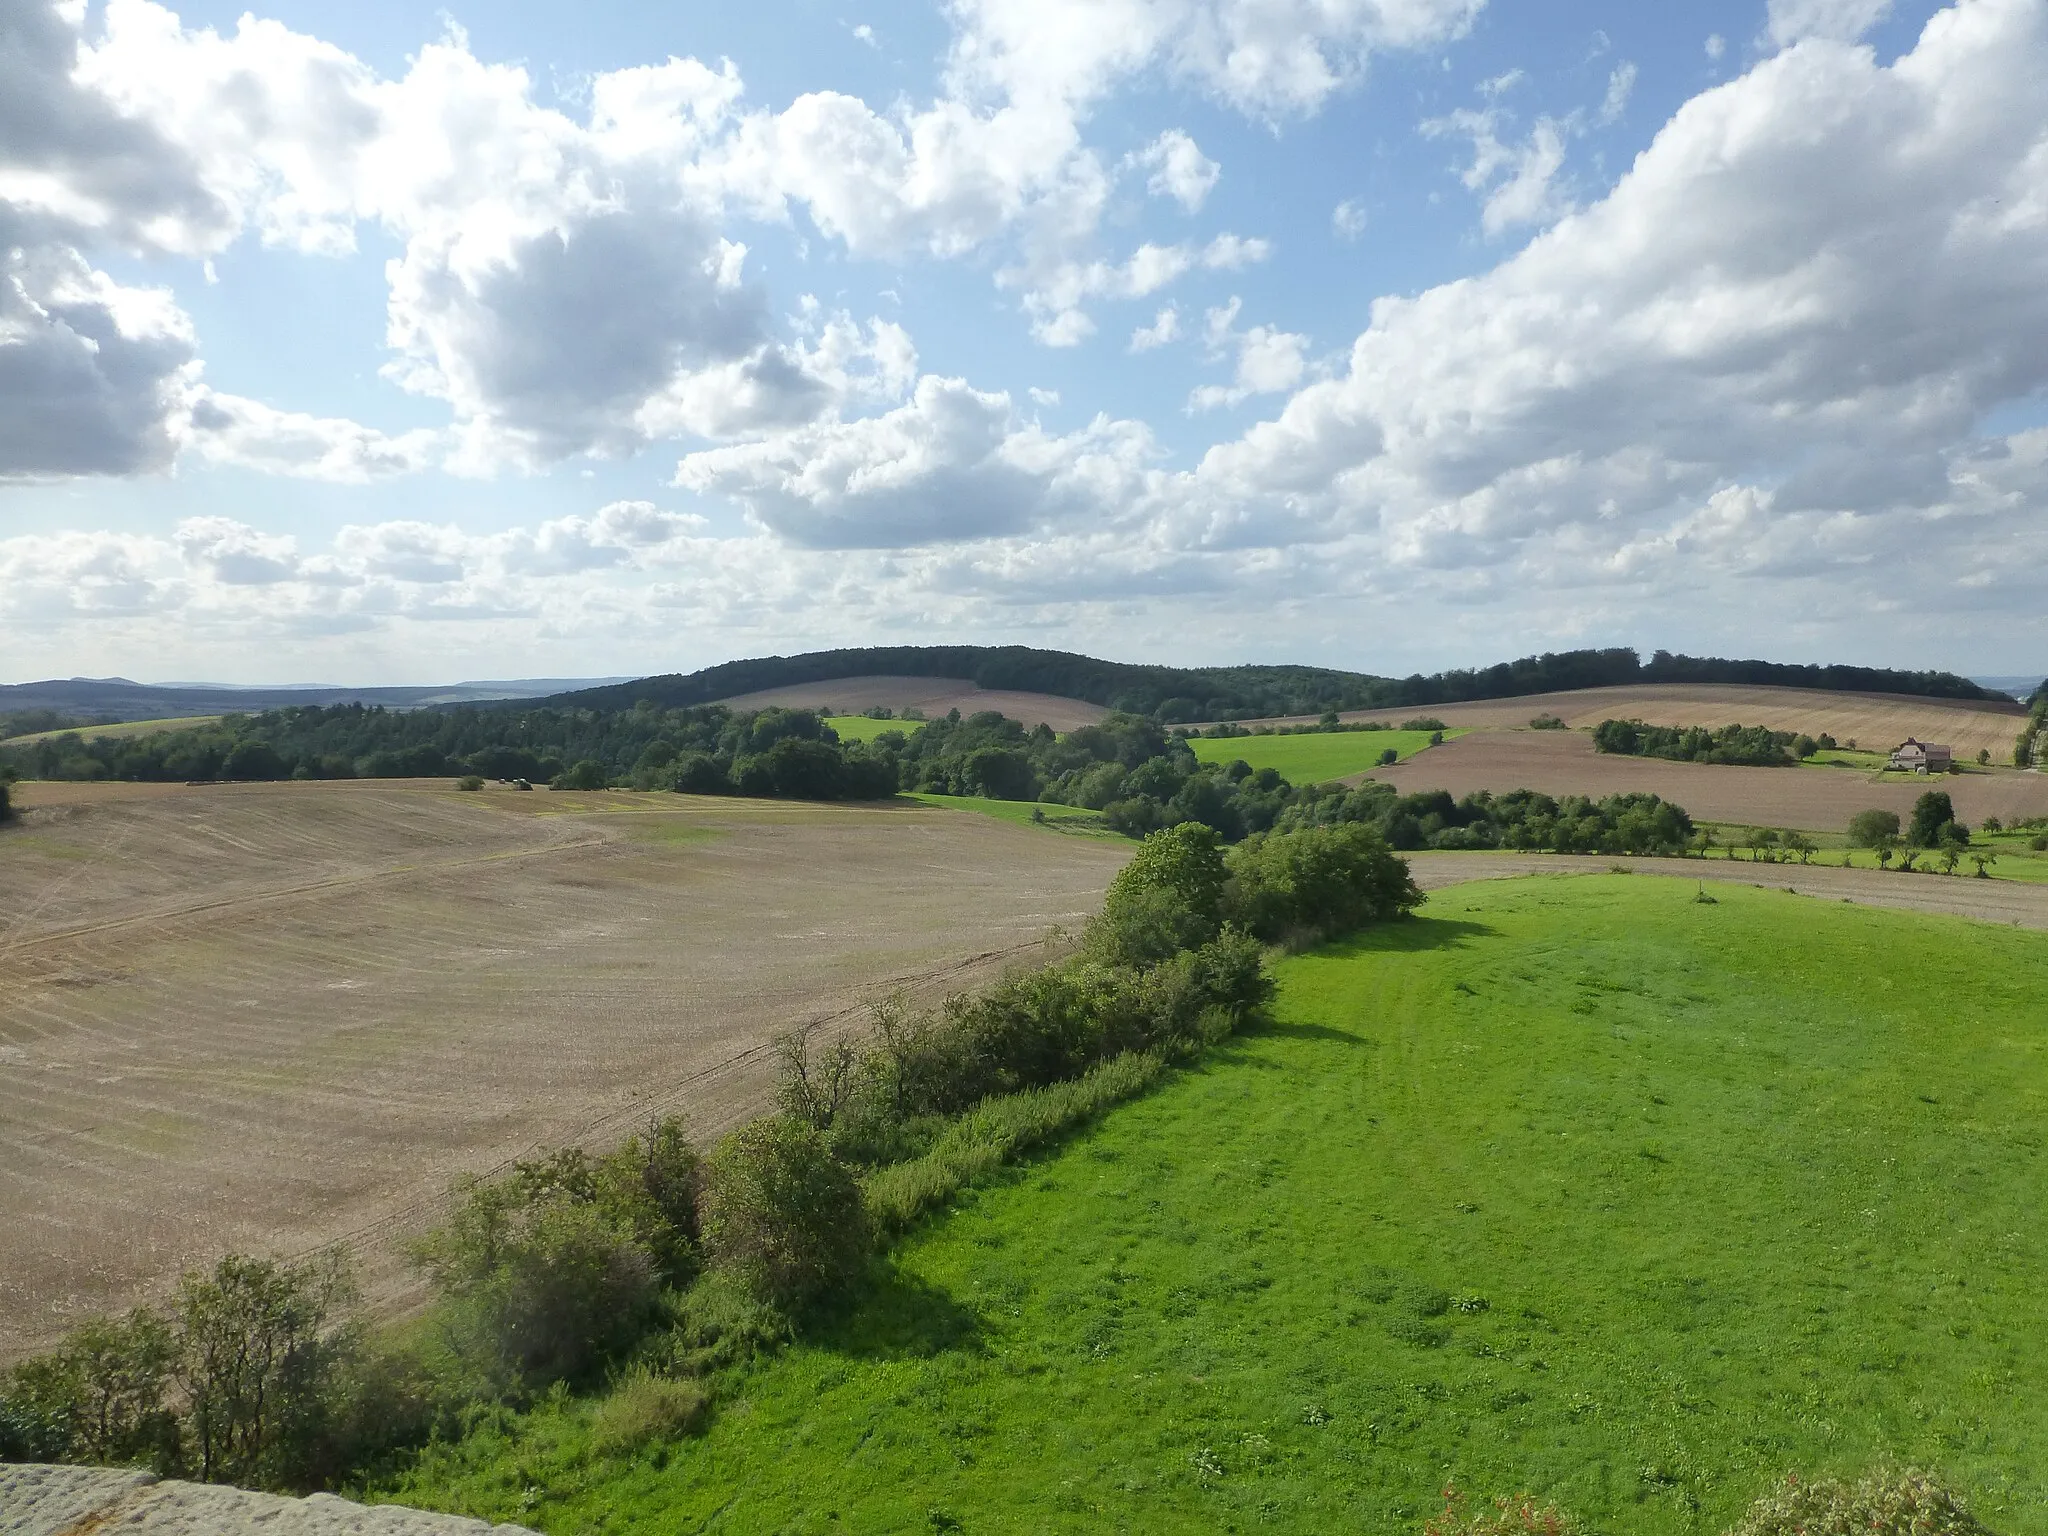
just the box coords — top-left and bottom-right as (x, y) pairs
(0, 780), (1127, 1361)
(1406, 851), (2048, 930)
(1215, 683), (2026, 760)
(1370, 728), (2048, 832)
(713, 674), (1107, 732)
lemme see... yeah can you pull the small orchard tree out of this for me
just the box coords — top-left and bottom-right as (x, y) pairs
(1783, 832), (1816, 865)
(1971, 851), (1999, 879)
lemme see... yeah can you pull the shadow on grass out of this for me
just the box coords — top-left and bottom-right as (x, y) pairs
(1302, 915), (1501, 959)
(812, 1263), (984, 1362)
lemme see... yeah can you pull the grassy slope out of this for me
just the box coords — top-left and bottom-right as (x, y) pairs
(825, 716), (930, 744)
(382, 877), (2048, 1534)
(1189, 728), (1454, 783)
(907, 792), (1119, 837)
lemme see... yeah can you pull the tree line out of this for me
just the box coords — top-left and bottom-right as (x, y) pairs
(2016, 689), (2048, 768)
(0, 701), (1705, 856)
(1, 821), (1418, 1493)
(1592, 719), (1828, 767)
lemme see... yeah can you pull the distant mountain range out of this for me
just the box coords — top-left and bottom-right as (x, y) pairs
(0, 677), (634, 722)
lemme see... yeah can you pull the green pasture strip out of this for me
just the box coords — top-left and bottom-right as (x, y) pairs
(379, 876), (2048, 1535)
(1, 714), (221, 747)
(825, 715), (930, 743)
(906, 792), (1120, 836)
(1795, 750), (1892, 772)
(1188, 727), (1457, 783)
(1691, 824), (2048, 881)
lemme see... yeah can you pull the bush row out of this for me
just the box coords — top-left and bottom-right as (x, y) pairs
(1592, 718), (1826, 766)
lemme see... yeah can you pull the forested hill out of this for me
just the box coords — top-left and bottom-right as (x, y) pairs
(545, 645), (2008, 722)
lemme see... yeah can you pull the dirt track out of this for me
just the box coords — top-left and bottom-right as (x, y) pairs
(1407, 852), (2048, 930)
(1369, 728), (2048, 832)
(715, 674), (1108, 733)
(0, 781), (1127, 1360)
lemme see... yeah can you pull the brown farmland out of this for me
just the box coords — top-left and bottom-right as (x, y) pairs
(1213, 683), (2027, 761)
(714, 674), (1108, 733)
(0, 780), (1128, 1361)
(1369, 728), (2048, 832)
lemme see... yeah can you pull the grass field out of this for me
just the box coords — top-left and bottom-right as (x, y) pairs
(1188, 728), (1453, 783)
(1685, 824), (2048, 883)
(1, 714), (221, 746)
(825, 715), (930, 744)
(907, 792), (1118, 836)
(378, 875), (2048, 1534)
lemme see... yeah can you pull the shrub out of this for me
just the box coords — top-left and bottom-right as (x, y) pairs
(176, 1253), (356, 1489)
(1225, 823), (1423, 945)
(2033, 834), (2048, 852)
(1087, 822), (1227, 967)
(700, 1118), (870, 1311)
(2, 1308), (179, 1470)
(1726, 1466), (1994, 1536)
(455, 775), (485, 791)
(0, 781), (11, 822)
(1847, 808), (1902, 847)
(555, 759), (610, 791)
(412, 1146), (680, 1392)
(1528, 714), (1566, 730)
(591, 1369), (709, 1455)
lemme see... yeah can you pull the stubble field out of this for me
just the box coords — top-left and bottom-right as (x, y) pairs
(1369, 727), (2048, 832)
(0, 779), (1128, 1361)
(1207, 683), (2029, 761)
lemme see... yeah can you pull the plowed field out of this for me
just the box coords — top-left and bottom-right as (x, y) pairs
(0, 780), (1127, 1360)
(714, 675), (1107, 732)
(1369, 728), (2048, 832)
(1211, 683), (2027, 760)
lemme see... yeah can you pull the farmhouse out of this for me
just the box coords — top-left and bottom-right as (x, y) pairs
(1889, 737), (1953, 773)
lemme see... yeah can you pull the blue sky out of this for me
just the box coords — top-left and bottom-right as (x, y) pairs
(2, 0), (2043, 683)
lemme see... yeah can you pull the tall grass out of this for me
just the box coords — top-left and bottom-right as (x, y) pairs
(863, 1051), (1167, 1236)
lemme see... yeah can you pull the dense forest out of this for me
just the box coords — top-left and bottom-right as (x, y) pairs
(544, 645), (2007, 722)
(1592, 719), (1823, 767)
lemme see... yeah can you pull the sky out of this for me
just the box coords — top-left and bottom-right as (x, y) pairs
(2, 0), (2045, 685)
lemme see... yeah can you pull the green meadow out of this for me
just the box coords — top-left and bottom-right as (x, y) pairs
(1188, 728), (1453, 784)
(380, 876), (2048, 1535)
(826, 715), (931, 744)
(1693, 825), (2048, 883)
(906, 791), (1119, 836)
